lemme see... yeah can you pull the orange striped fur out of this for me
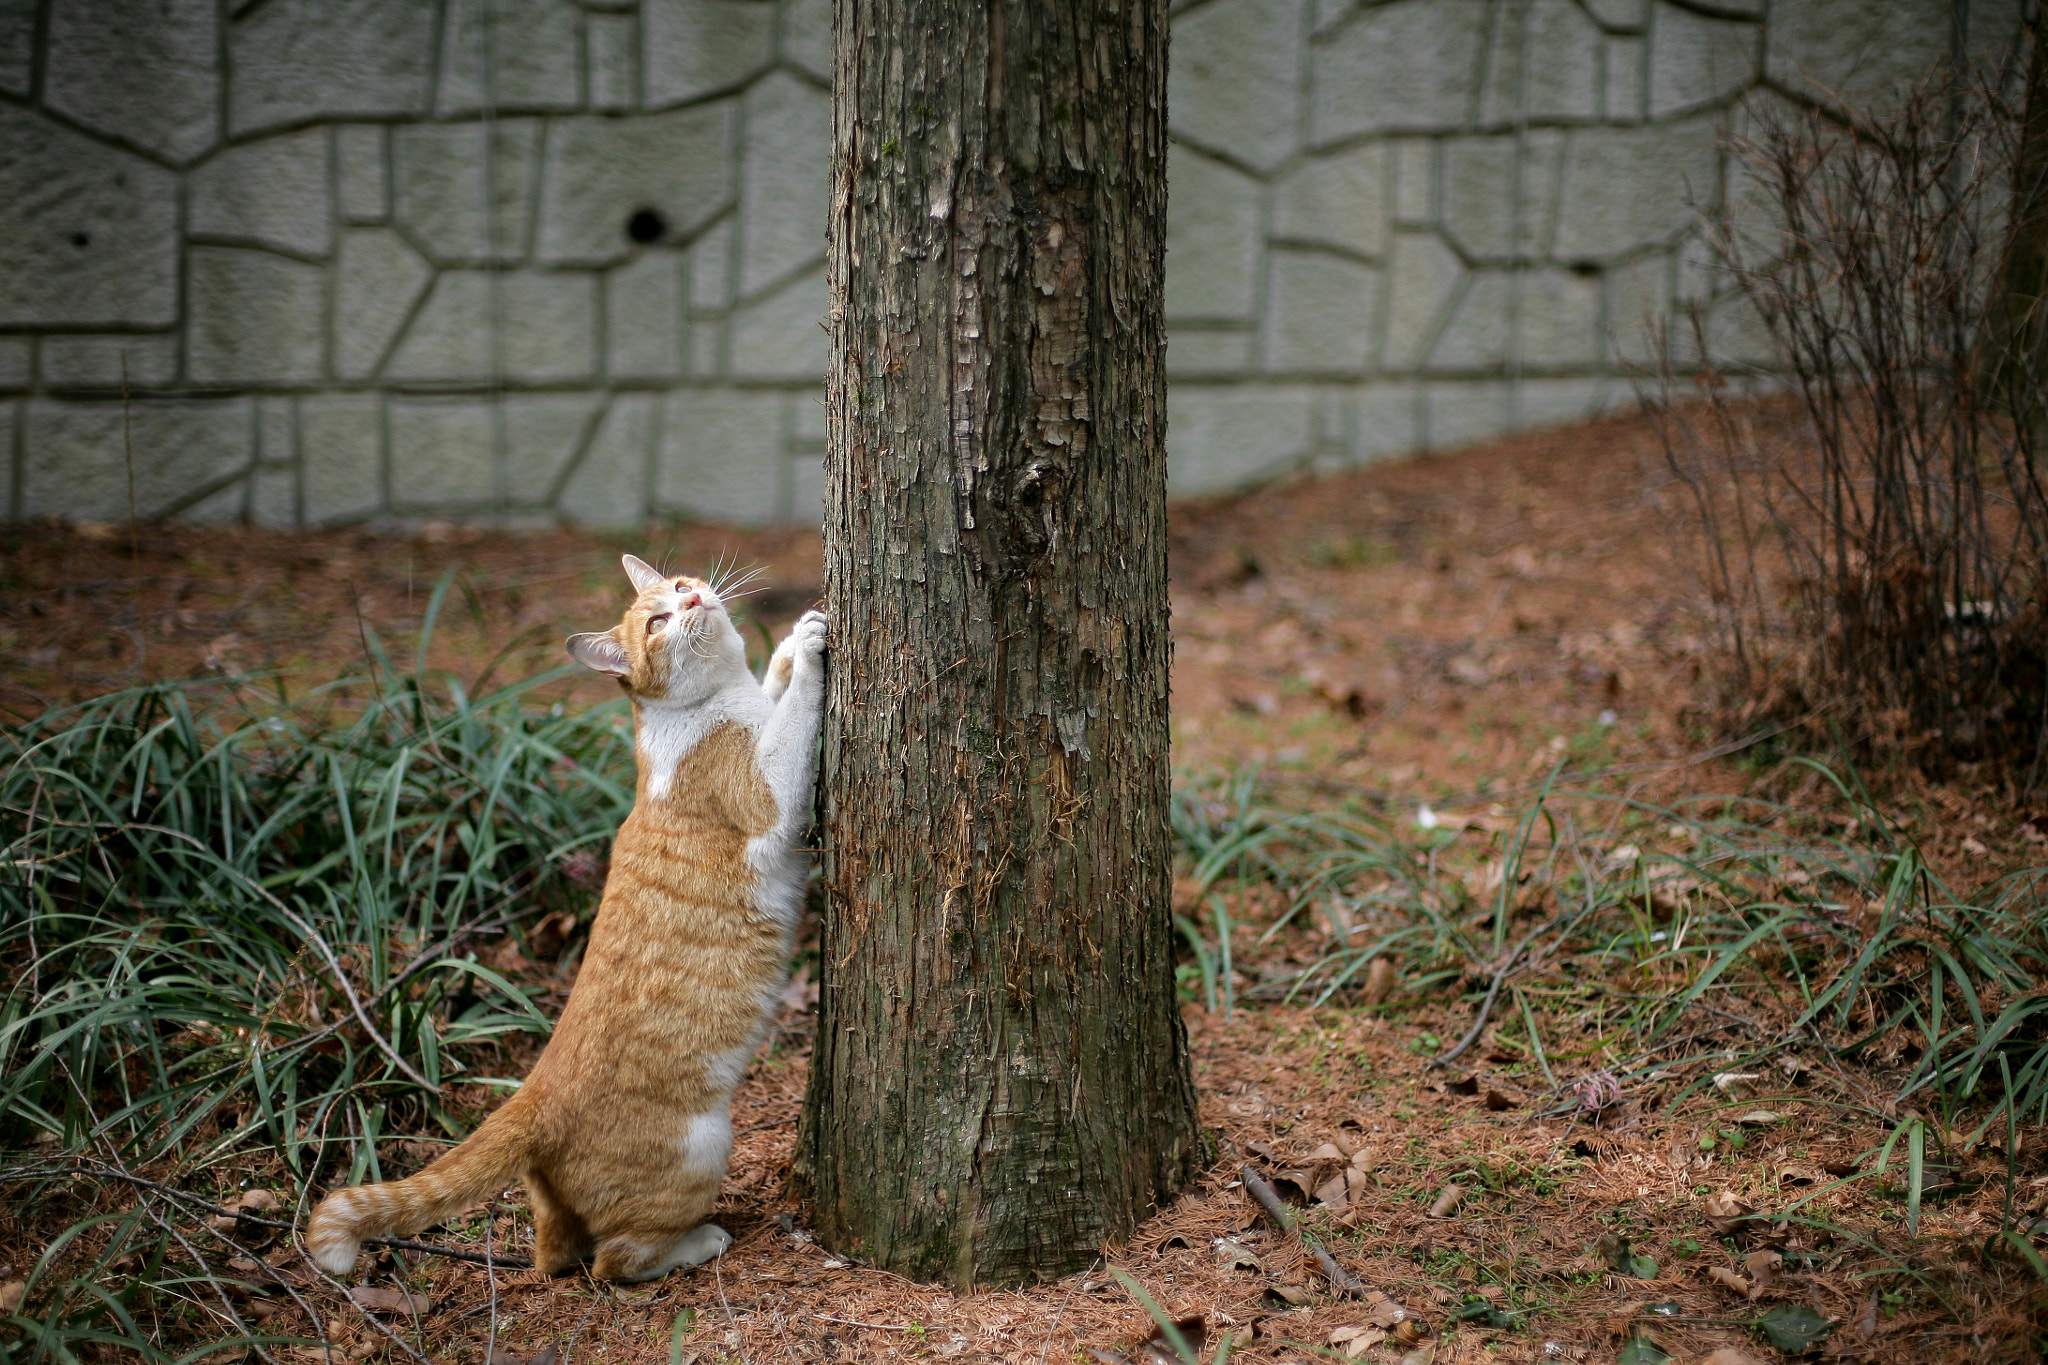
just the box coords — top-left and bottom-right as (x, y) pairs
(307, 556), (827, 1282)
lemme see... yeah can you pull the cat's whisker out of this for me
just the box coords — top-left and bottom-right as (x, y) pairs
(711, 563), (768, 600)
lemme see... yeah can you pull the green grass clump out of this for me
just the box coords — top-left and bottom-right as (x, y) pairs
(1170, 763), (2048, 1154)
(1, 599), (631, 1361)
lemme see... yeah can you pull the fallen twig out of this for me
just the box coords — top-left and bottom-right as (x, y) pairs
(814, 1314), (923, 1332)
(1431, 913), (1571, 1068)
(1240, 1165), (1368, 1300)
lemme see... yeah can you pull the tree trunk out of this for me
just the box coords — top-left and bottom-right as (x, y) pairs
(792, 0), (1199, 1290)
(1989, 18), (2048, 409)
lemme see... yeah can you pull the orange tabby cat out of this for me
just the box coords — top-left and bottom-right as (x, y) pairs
(307, 555), (827, 1282)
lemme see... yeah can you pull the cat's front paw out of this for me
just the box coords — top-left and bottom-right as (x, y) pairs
(790, 610), (828, 669)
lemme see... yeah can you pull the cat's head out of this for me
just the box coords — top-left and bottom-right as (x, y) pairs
(566, 555), (748, 699)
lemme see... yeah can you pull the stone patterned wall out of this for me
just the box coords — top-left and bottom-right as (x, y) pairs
(1, 0), (835, 528)
(0, 0), (2020, 527)
(1162, 0), (2020, 491)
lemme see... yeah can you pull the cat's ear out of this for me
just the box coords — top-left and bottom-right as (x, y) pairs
(621, 554), (666, 594)
(567, 631), (631, 676)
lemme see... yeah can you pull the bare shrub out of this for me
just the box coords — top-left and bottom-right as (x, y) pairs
(1656, 67), (2048, 787)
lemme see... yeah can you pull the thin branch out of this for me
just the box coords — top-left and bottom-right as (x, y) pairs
(1240, 1166), (1370, 1300)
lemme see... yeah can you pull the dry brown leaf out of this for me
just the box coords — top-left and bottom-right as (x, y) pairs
(526, 1345), (561, 1365)
(1427, 1183), (1464, 1219)
(1361, 1293), (1411, 1329)
(1483, 1089), (1519, 1111)
(1698, 1350), (1769, 1365)
(0, 1280), (24, 1312)
(483, 936), (533, 975)
(1317, 1167), (1370, 1211)
(528, 910), (579, 958)
(1706, 1266), (1751, 1295)
(1266, 1171), (1314, 1206)
(347, 1285), (431, 1315)
(1306, 1143), (1349, 1164)
(1329, 1325), (1389, 1358)
(1361, 957), (1396, 1005)
(1215, 1237), (1262, 1273)
(1741, 1249), (1781, 1297)
(234, 1189), (281, 1213)
(1702, 1190), (1757, 1237)
(1264, 1283), (1313, 1307)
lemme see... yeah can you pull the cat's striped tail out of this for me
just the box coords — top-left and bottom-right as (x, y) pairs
(306, 1102), (529, 1275)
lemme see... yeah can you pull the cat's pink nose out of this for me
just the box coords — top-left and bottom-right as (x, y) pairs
(679, 590), (703, 608)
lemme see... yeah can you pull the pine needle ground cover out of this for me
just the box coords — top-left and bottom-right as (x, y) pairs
(4, 412), (2047, 1364)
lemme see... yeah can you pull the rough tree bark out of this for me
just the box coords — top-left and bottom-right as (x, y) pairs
(791, 0), (1200, 1290)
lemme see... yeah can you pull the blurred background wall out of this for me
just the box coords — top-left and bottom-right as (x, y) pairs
(0, 0), (2019, 528)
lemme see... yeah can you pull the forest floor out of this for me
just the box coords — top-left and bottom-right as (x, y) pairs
(3, 407), (2044, 1365)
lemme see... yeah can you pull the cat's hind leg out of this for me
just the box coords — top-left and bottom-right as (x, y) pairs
(527, 1168), (594, 1276)
(591, 1223), (731, 1282)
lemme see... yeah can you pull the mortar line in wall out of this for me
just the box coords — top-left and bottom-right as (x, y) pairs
(777, 387), (795, 524)
(574, 5), (590, 111)
(1507, 0), (1531, 429)
(378, 377), (394, 516)
(480, 0), (510, 518)
(1366, 146), (1396, 377)
(1293, 0), (1313, 172)
(236, 385), (257, 522)
(1592, 4), (1609, 120)
(1635, 2), (1653, 122)
(1470, 0), (1499, 133)
(721, 91), (746, 379)
(623, 6), (642, 112)
(427, 0), (448, 121)
(214, 0), (230, 151)
(1248, 155), (1276, 374)
(8, 397), (22, 522)
(643, 375), (663, 524)
(27, 0), (49, 104)
(366, 259), (440, 385)
(323, 124), (342, 388)
(173, 133), (191, 390)
(379, 123), (396, 233)
(545, 390), (612, 508)
(289, 392), (304, 528)
(519, 115), (547, 262)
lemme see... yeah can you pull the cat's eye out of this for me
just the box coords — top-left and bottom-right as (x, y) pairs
(647, 614), (670, 635)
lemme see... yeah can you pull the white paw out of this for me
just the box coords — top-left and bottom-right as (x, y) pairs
(790, 611), (828, 663)
(674, 1223), (732, 1267)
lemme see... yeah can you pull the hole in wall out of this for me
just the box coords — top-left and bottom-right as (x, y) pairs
(71, 232), (90, 248)
(625, 208), (667, 245)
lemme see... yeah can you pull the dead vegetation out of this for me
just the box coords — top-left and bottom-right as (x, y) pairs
(3, 405), (2048, 1364)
